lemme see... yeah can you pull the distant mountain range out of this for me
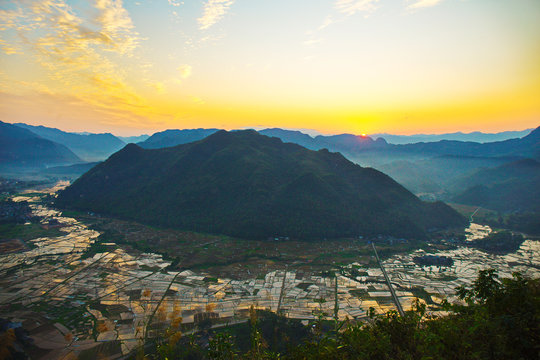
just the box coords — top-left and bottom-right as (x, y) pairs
(372, 129), (533, 144)
(57, 130), (465, 240)
(3, 121), (539, 217)
(378, 155), (512, 195)
(14, 123), (125, 162)
(132, 126), (539, 163)
(118, 134), (150, 144)
(0, 121), (81, 170)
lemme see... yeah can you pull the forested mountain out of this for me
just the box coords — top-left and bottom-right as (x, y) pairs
(0, 121), (81, 169)
(14, 123), (125, 161)
(57, 130), (465, 240)
(451, 159), (540, 212)
(378, 155), (515, 195)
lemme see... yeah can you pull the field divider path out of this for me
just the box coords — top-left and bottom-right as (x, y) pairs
(144, 272), (182, 341)
(276, 270), (288, 313)
(470, 207), (482, 222)
(371, 242), (405, 317)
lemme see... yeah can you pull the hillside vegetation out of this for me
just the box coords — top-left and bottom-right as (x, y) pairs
(56, 130), (465, 240)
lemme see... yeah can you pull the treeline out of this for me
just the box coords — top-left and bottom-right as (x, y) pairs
(139, 269), (539, 359)
(489, 212), (540, 236)
(469, 231), (525, 254)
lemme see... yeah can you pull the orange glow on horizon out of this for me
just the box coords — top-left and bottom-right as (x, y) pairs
(0, 0), (538, 136)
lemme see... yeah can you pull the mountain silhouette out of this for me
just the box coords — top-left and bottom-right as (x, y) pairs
(57, 130), (465, 240)
(15, 123), (126, 161)
(0, 120), (81, 169)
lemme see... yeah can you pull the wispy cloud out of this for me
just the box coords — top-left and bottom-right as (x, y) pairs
(198, 0), (235, 30)
(304, 38), (323, 46)
(92, 0), (139, 54)
(319, 16), (336, 30)
(0, 0), (150, 122)
(408, 0), (444, 9)
(177, 64), (192, 79)
(168, 0), (183, 6)
(335, 0), (380, 16)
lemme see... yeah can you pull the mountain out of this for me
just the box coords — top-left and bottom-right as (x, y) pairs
(0, 120), (81, 169)
(376, 155), (515, 195)
(139, 128), (389, 155)
(118, 134), (150, 143)
(394, 127), (540, 159)
(259, 129), (389, 153)
(377, 160), (443, 194)
(259, 128), (317, 149)
(260, 127), (540, 167)
(135, 126), (540, 164)
(451, 159), (540, 212)
(139, 128), (220, 149)
(373, 129), (533, 144)
(56, 130), (465, 240)
(14, 123), (126, 161)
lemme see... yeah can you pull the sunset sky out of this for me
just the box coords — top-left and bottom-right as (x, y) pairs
(1, 0), (539, 136)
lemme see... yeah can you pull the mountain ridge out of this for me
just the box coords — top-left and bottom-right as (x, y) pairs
(14, 123), (126, 161)
(57, 130), (466, 240)
(0, 120), (81, 169)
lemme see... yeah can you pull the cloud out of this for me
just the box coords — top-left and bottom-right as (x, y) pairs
(0, 0), (151, 121)
(198, 0), (234, 30)
(319, 16), (336, 30)
(408, 0), (444, 9)
(304, 38), (323, 46)
(335, 0), (380, 16)
(168, 0), (183, 6)
(189, 95), (205, 105)
(150, 81), (166, 94)
(92, 0), (139, 54)
(177, 64), (192, 79)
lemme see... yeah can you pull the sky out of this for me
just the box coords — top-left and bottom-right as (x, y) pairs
(0, 0), (539, 136)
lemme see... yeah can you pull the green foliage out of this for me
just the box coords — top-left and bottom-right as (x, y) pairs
(80, 233), (115, 259)
(499, 212), (540, 236)
(208, 333), (237, 360)
(469, 230), (525, 254)
(0, 222), (63, 241)
(57, 130), (465, 240)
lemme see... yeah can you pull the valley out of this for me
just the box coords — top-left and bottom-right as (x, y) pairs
(1, 184), (538, 359)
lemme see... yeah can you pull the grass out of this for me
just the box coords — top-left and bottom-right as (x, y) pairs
(0, 222), (64, 241)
